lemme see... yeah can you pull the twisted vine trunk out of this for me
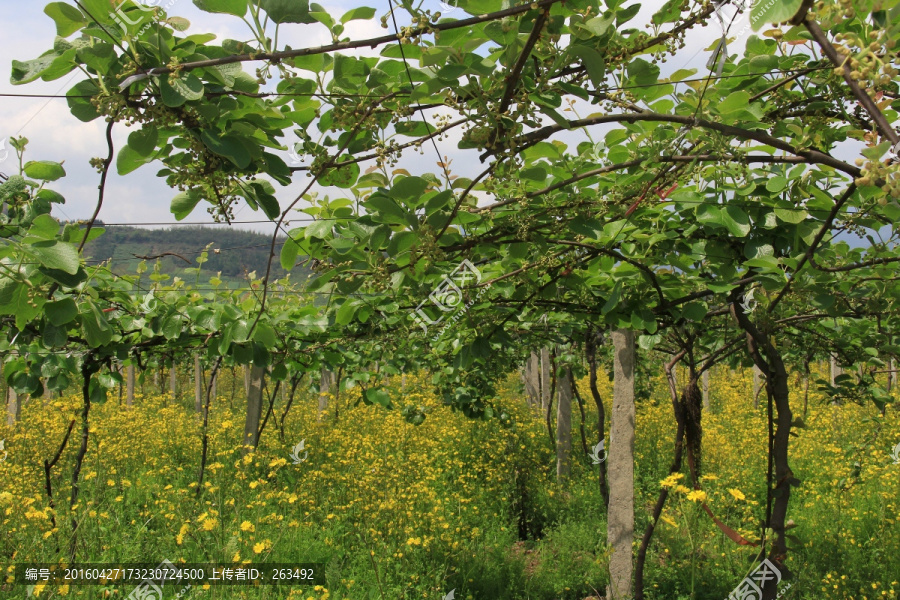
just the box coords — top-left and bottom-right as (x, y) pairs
(194, 354), (203, 413)
(196, 358), (223, 497)
(702, 369), (709, 410)
(635, 353), (686, 600)
(683, 371), (704, 484)
(732, 303), (795, 599)
(279, 374), (303, 442)
(70, 359), (99, 561)
(636, 350), (706, 599)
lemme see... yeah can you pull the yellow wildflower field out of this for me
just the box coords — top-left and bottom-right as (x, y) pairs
(0, 365), (898, 599)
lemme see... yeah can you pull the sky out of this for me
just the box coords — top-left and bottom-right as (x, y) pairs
(0, 0), (760, 235)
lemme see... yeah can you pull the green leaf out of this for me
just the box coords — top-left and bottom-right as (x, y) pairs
(260, 0), (316, 23)
(43, 321), (68, 348)
(45, 298), (79, 326)
(766, 176), (788, 193)
(10, 53), (61, 85)
(3, 285), (42, 330)
(336, 300), (359, 325)
(167, 16), (191, 31)
(394, 121), (432, 137)
(253, 322), (277, 348)
(245, 182), (280, 219)
(719, 91), (751, 114)
(171, 189), (203, 220)
(861, 141), (891, 160)
(304, 220), (332, 239)
(201, 131), (251, 168)
(682, 302), (708, 321)
(90, 380), (108, 405)
(30, 241), (80, 274)
(390, 176), (429, 204)
(0, 278), (22, 308)
(161, 313), (183, 340)
(579, 14), (614, 36)
(78, 0), (115, 23)
(774, 206), (807, 224)
(310, 9), (335, 29)
(340, 6), (376, 23)
(601, 284), (621, 315)
(751, 0), (803, 31)
(722, 205), (752, 237)
(364, 193), (411, 225)
(192, 0), (247, 16)
(98, 371), (123, 389)
(424, 190), (453, 216)
(128, 127), (159, 156)
(667, 68), (697, 82)
(626, 58), (660, 87)
(616, 3), (641, 25)
(320, 161), (360, 189)
(81, 302), (113, 348)
(280, 237), (300, 270)
(44, 2), (87, 37)
(68, 225), (105, 247)
(23, 160), (66, 181)
(116, 144), (154, 175)
(159, 74), (205, 107)
(568, 46), (606, 87)
(365, 387), (392, 408)
(744, 240), (774, 260)
(39, 266), (87, 287)
(744, 255), (781, 270)
(67, 79), (101, 122)
(27, 214), (60, 241)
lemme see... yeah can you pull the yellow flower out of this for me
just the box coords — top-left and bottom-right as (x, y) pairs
(240, 521), (255, 532)
(201, 518), (217, 531)
(660, 473), (685, 488)
(253, 542), (266, 554)
(728, 488), (746, 501)
(686, 490), (707, 503)
(660, 515), (679, 528)
(176, 523), (189, 545)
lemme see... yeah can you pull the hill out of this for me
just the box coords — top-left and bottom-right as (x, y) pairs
(82, 224), (301, 286)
